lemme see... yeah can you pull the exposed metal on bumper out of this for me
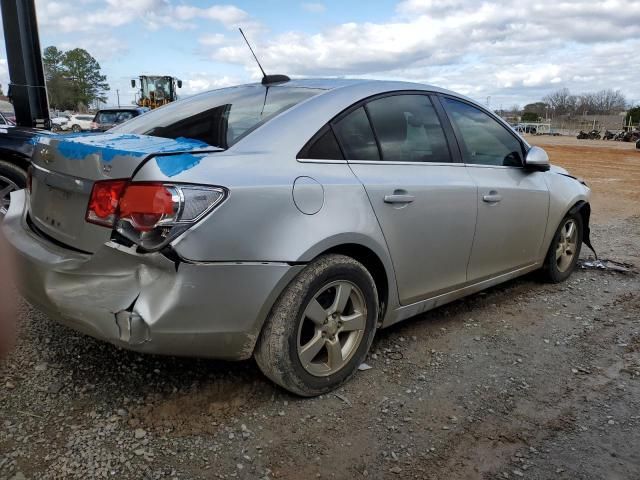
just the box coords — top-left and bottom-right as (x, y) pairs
(3, 190), (303, 360)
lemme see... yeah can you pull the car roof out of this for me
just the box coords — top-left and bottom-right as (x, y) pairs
(266, 77), (456, 96)
(231, 78), (525, 155)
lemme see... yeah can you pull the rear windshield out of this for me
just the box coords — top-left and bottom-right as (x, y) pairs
(111, 85), (324, 149)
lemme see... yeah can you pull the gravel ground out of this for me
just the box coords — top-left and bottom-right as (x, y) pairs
(1, 139), (639, 480)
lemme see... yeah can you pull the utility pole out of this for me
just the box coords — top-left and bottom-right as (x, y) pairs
(0, 0), (50, 128)
(116, 89), (120, 108)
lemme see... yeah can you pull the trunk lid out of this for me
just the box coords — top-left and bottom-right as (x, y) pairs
(29, 133), (215, 253)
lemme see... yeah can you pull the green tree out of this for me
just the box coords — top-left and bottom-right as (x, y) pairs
(626, 106), (640, 127)
(521, 111), (540, 122)
(43, 46), (65, 79)
(62, 48), (109, 107)
(42, 46), (109, 110)
(523, 102), (548, 119)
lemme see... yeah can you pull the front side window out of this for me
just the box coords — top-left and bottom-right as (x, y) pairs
(366, 94), (451, 163)
(112, 85), (323, 149)
(332, 107), (380, 160)
(444, 98), (524, 167)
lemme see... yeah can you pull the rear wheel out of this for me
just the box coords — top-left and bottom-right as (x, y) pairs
(542, 212), (583, 283)
(71, 124), (82, 133)
(255, 254), (378, 397)
(0, 160), (27, 218)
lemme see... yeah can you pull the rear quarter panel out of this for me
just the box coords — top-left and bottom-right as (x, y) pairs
(133, 152), (400, 319)
(133, 152), (396, 296)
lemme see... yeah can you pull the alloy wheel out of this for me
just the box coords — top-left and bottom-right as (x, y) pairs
(0, 175), (19, 218)
(555, 218), (578, 272)
(297, 280), (367, 377)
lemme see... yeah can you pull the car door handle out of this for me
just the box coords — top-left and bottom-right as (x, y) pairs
(384, 194), (415, 204)
(482, 192), (502, 203)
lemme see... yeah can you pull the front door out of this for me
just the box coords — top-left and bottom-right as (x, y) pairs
(332, 94), (478, 305)
(441, 97), (549, 281)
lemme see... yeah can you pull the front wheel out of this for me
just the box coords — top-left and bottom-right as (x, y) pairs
(255, 254), (379, 397)
(542, 212), (583, 283)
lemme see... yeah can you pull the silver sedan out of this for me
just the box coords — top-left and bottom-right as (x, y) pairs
(3, 79), (591, 396)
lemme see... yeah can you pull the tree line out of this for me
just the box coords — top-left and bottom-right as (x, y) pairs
(502, 88), (631, 122)
(43, 46), (109, 111)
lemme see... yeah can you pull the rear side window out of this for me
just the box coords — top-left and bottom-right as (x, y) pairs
(366, 95), (451, 163)
(332, 107), (380, 160)
(444, 98), (524, 167)
(300, 127), (343, 160)
(111, 85), (323, 149)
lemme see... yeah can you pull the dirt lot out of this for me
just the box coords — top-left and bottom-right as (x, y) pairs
(1, 137), (639, 480)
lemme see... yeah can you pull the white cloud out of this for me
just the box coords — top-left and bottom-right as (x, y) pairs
(35, 0), (250, 32)
(175, 4), (248, 25)
(201, 0), (640, 106)
(184, 73), (237, 94)
(10, 0), (640, 108)
(199, 33), (227, 47)
(301, 3), (326, 13)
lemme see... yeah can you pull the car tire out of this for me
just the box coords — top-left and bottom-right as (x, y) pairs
(255, 254), (379, 397)
(0, 160), (27, 217)
(542, 211), (583, 283)
(71, 124), (81, 133)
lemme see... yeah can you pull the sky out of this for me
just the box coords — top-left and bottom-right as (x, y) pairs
(0, 0), (639, 110)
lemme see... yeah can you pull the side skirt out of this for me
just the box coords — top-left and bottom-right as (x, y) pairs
(382, 262), (541, 328)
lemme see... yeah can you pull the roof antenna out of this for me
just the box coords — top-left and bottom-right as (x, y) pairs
(238, 28), (290, 85)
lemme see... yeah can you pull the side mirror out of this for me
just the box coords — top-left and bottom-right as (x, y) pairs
(177, 79), (183, 88)
(131, 79), (136, 88)
(525, 146), (550, 171)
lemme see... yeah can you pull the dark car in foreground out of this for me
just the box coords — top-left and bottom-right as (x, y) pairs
(4, 79), (592, 396)
(0, 125), (55, 216)
(91, 106), (149, 132)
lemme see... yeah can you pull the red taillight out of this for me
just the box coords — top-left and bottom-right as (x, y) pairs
(86, 180), (127, 227)
(90, 122), (98, 130)
(119, 184), (175, 232)
(85, 179), (225, 251)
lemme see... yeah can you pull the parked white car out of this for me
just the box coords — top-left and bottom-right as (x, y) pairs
(67, 114), (95, 132)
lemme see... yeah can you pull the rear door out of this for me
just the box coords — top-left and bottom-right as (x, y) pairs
(334, 93), (477, 305)
(440, 96), (549, 281)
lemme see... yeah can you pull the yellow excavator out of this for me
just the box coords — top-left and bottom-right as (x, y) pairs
(131, 75), (182, 109)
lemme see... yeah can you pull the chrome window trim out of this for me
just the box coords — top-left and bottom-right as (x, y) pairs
(462, 163), (524, 170)
(348, 160), (464, 167)
(297, 158), (464, 167)
(297, 158), (348, 164)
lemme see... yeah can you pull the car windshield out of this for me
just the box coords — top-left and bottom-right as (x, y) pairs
(111, 85), (324, 149)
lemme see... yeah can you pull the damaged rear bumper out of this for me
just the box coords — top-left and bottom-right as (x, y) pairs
(3, 190), (303, 360)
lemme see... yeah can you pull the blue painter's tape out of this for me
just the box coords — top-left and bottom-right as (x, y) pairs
(155, 153), (204, 177)
(50, 133), (212, 163)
